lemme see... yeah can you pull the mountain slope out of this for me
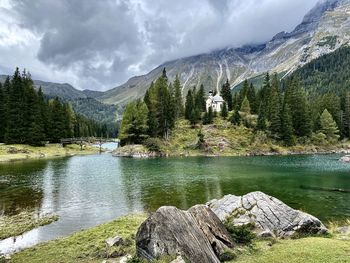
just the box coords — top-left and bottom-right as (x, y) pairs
(99, 0), (350, 106)
(0, 75), (118, 123)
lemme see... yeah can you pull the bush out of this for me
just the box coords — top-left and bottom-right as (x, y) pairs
(311, 132), (327, 145)
(225, 222), (256, 244)
(219, 249), (237, 261)
(142, 138), (161, 152)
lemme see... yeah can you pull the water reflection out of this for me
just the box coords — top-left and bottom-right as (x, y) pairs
(0, 154), (350, 254)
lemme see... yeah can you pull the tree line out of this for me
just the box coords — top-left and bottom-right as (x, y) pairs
(120, 67), (346, 147)
(231, 73), (342, 145)
(0, 68), (109, 146)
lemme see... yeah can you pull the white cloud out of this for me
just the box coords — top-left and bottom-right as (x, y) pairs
(0, 0), (319, 91)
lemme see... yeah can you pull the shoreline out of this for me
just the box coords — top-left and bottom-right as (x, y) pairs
(3, 211), (350, 263)
(0, 144), (101, 163)
(113, 144), (350, 158)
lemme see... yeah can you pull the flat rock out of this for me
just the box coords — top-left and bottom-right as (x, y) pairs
(105, 236), (123, 247)
(336, 226), (350, 235)
(136, 205), (233, 263)
(170, 255), (186, 263)
(207, 191), (328, 237)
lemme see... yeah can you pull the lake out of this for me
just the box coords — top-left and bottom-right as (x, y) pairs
(1, 153), (350, 254)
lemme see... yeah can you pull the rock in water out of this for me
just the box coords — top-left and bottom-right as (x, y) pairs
(339, 155), (350, 163)
(207, 191), (328, 237)
(136, 205), (233, 262)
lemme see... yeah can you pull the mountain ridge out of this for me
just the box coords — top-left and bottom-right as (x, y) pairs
(99, 0), (350, 106)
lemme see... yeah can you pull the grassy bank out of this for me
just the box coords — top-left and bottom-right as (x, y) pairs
(0, 210), (59, 240)
(0, 144), (99, 163)
(6, 214), (350, 263)
(115, 118), (350, 157)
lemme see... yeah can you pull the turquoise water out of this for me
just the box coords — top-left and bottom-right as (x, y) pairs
(0, 154), (350, 253)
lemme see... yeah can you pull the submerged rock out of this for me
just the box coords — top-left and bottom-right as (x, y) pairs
(136, 205), (233, 263)
(339, 155), (350, 163)
(207, 191), (328, 237)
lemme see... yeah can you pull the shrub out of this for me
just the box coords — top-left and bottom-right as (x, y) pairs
(143, 138), (161, 153)
(219, 249), (237, 261)
(225, 222), (256, 244)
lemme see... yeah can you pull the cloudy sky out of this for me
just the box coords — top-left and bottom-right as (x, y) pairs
(0, 0), (319, 91)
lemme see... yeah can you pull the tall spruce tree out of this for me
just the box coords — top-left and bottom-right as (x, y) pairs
(185, 89), (194, 120)
(221, 79), (233, 111)
(343, 92), (350, 138)
(230, 108), (241, 125)
(320, 109), (339, 142)
(173, 75), (184, 118)
(281, 103), (295, 146)
(5, 68), (25, 143)
(257, 103), (266, 131)
(269, 74), (281, 137)
(284, 77), (312, 137)
(247, 83), (257, 113)
(195, 84), (206, 112)
(0, 82), (5, 142)
(240, 96), (251, 114)
(119, 100), (149, 145)
(221, 101), (228, 118)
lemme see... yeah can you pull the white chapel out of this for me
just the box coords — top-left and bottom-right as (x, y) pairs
(206, 90), (224, 112)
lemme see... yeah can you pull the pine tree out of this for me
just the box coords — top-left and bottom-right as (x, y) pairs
(144, 82), (159, 138)
(119, 100), (149, 145)
(0, 82), (5, 142)
(48, 98), (66, 143)
(173, 75), (184, 118)
(221, 79), (233, 111)
(208, 106), (214, 124)
(269, 74), (281, 137)
(247, 83), (257, 113)
(154, 74), (174, 139)
(195, 84), (206, 112)
(240, 96), (251, 114)
(5, 68), (25, 143)
(343, 92), (350, 138)
(185, 89), (194, 120)
(320, 109), (339, 142)
(230, 108), (241, 125)
(221, 101), (228, 118)
(284, 78), (312, 137)
(257, 103), (266, 131)
(281, 103), (295, 146)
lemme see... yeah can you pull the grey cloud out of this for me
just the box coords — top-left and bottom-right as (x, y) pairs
(5, 0), (319, 90)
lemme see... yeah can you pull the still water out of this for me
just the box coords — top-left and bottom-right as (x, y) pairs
(1, 153), (350, 254)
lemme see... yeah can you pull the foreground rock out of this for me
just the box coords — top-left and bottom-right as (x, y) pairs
(207, 191), (328, 237)
(339, 155), (350, 163)
(136, 205), (233, 263)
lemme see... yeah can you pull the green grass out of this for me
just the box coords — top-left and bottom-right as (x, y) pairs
(8, 214), (350, 263)
(156, 118), (350, 157)
(0, 144), (99, 162)
(9, 214), (147, 263)
(232, 237), (350, 263)
(0, 210), (59, 240)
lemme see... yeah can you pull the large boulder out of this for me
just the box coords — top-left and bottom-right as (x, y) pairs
(136, 205), (233, 263)
(207, 191), (328, 237)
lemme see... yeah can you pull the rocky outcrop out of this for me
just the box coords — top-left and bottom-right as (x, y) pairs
(207, 191), (328, 237)
(112, 145), (161, 158)
(136, 205), (233, 263)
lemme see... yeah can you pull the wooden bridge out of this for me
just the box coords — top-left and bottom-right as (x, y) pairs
(60, 137), (119, 151)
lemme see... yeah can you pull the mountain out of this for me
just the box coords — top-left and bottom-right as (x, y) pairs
(99, 0), (350, 106)
(0, 75), (118, 123)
